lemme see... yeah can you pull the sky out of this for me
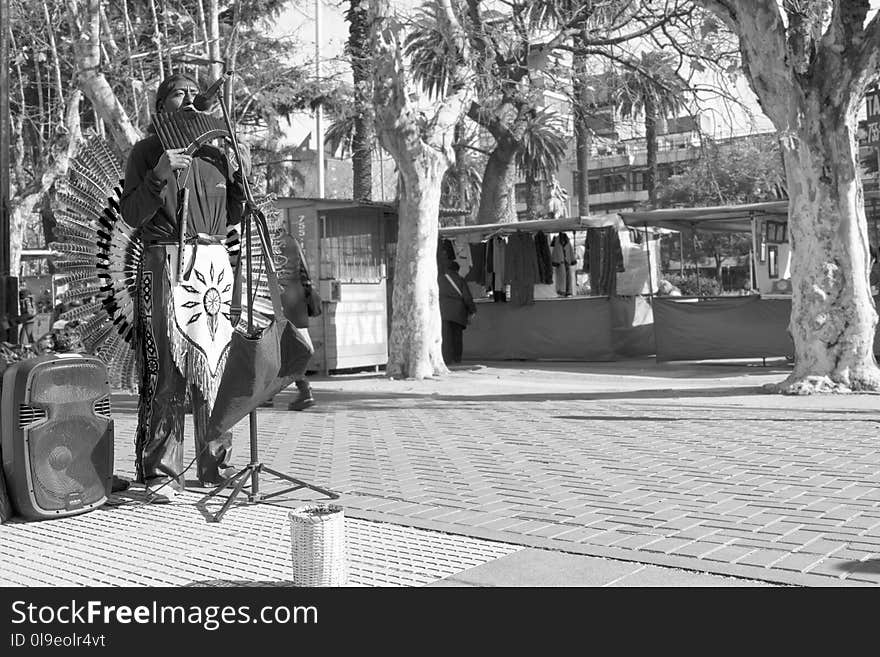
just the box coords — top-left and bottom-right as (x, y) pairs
(270, 1), (350, 78)
(268, 0), (879, 143)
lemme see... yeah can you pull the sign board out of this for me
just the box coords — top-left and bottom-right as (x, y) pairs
(864, 88), (880, 148)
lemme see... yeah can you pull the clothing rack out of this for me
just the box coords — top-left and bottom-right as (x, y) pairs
(438, 215), (622, 240)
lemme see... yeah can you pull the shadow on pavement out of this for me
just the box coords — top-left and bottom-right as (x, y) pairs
(306, 386), (768, 408)
(554, 414), (880, 423)
(454, 359), (794, 379)
(833, 559), (880, 575)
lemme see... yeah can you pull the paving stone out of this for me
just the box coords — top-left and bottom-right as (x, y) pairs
(701, 544), (757, 564)
(770, 552), (826, 573)
(737, 549), (790, 568)
(100, 375), (880, 588)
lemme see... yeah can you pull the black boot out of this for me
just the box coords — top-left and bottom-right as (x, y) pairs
(288, 379), (315, 411)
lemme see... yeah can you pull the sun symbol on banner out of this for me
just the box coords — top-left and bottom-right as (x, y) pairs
(178, 261), (232, 341)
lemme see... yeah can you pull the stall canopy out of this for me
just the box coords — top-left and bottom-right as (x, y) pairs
(439, 214), (622, 237)
(621, 191), (880, 234)
(620, 201), (788, 234)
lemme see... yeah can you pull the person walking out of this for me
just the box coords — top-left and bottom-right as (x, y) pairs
(263, 229), (320, 411)
(120, 73), (247, 497)
(439, 261), (476, 365)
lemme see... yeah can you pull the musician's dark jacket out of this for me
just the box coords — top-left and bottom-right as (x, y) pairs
(120, 134), (244, 239)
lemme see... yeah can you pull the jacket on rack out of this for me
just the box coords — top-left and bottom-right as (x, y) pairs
(504, 231), (539, 305)
(534, 230), (553, 285)
(550, 232), (577, 296)
(583, 226), (624, 296)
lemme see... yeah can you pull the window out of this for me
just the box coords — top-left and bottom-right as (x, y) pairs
(765, 221), (787, 243)
(515, 183), (528, 205)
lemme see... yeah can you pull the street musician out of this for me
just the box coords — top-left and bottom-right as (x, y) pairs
(120, 73), (245, 500)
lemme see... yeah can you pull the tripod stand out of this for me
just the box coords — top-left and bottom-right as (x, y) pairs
(196, 72), (337, 523)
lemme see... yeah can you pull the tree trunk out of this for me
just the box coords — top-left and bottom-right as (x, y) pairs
(9, 91), (83, 276)
(369, 0), (472, 378)
(575, 119), (590, 217)
(696, 0), (880, 392)
(453, 120), (468, 224)
(349, 0), (373, 201)
(770, 107), (880, 393)
(524, 170), (539, 219)
(573, 46), (590, 218)
(207, 0), (221, 80)
(387, 155), (447, 378)
(644, 96), (657, 207)
(70, 0), (139, 152)
(476, 137), (518, 224)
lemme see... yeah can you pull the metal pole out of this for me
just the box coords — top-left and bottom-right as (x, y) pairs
(0, 0), (9, 275)
(692, 224), (701, 297)
(643, 224), (654, 302)
(749, 212), (758, 292)
(1, 0), (17, 342)
(315, 0), (325, 198)
(678, 231), (684, 276)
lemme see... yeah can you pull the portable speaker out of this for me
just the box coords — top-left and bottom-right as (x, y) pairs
(1, 353), (113, 519)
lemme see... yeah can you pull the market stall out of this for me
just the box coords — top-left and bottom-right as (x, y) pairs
(439, 215), (659, 361)
(274, 198), (397, 373)
(621, 201), (795, 361)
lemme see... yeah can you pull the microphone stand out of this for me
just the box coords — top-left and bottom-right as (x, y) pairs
(196, 75), (337, 523)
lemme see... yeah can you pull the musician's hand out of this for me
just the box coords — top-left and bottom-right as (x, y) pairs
(154, 148), (192, 179)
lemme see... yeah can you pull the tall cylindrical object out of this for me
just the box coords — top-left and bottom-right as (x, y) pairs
(0, 0), (10, 277)
(315, 0), (325, 198)
(289, 504), (345, 586)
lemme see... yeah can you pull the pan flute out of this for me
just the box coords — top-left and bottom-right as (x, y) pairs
(152, 110), (230, 155)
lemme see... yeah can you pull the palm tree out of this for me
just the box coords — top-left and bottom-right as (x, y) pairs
(614, 51), (689, 207)
(405, 1), (570, 224)
(344, 0), (374, 201)
(516, 108), (567, 218)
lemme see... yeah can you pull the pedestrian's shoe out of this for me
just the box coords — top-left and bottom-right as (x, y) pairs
(288, 380), (315, 411)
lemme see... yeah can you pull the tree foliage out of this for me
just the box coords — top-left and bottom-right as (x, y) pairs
(8, 0), (327, 265)
(657, 134), (786, 207)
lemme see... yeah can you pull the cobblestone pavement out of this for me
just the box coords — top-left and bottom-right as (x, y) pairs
(109, 360), (880, 587)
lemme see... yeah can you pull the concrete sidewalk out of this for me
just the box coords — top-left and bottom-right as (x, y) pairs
(81, 356), (880, 586)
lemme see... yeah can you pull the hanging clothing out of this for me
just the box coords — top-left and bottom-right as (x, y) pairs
(465, 241), (487, 284)
(485, 236), (506, 300)
(492, 236), (506, 292)
(534, 230), (554, 285)
(550, 232), (577, 296)
(584, 226), (625, 296)
(504, 231), (539, 306)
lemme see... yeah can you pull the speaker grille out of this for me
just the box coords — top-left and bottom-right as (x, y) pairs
(24, 358), (111, 514)
(93, 396), (111, 418)
(29, 360), (107, 404)
(18, 404), (48, 429)
(29, 416), (109, 509)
